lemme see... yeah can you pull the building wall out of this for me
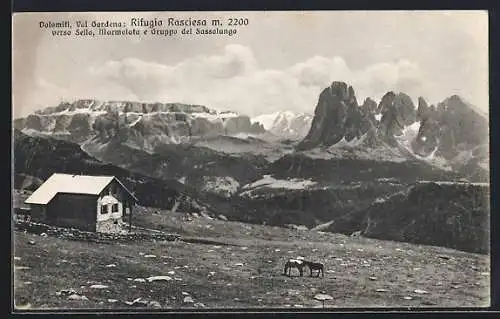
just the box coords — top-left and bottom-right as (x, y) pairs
(28, 204), (47, 221)
(48, 193), (97, 232)
(96, 218), (124, 233)
(96, 180), (133, 233)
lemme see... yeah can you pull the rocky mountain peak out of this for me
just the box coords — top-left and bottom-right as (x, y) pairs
(376, 92), (416, 142)
(361, 97), (378, 116)
(446, 94), (465, 105)
(295, 81), (487, 175)
(328, 81), (352, 101)
(416, 96), (431, 121)
(377, 91), (396, 113)
(413, 93), (489, 160)
(437, 95), (488, 121)
(297, 81), (364, 150)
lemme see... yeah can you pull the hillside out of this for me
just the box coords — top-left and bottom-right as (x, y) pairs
(14, 128), (491, 255)
(13, 129), (211, 215)
(229, 180), (405, 228)
(327, 182), (490, 254)
(267, 153), (470, 183)
(13, 212), (490, 309)
(82, 136), (269, 197)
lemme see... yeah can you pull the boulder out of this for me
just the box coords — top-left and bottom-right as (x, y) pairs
(218, 214), (228, 221)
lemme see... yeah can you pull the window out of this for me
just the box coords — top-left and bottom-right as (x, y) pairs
(101, 205), (108, 214)
(112, 204), (119, 213)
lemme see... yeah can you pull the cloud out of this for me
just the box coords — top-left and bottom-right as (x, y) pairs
(14, 78), (68, 118)
(354, 59), (426, 101)
(289, 56), (353, 87)
(89, 58), (174, 99)
(23, 44), (443, 117)
(202, 44), (258, 79)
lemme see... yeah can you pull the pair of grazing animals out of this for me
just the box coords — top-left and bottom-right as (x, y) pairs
(283, 258), (324, 277)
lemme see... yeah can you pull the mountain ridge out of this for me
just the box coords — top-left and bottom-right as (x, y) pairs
(251, 111), (313, 140)
(14, 99), (267, 147)
(294, 81), (488, 176)
(14, 84), (489, 185)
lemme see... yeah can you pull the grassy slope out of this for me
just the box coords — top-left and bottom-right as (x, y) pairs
(13, 207), (490, 310)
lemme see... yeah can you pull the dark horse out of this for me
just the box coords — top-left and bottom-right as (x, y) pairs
(304, 260), (325, 277)
(283, 259), (305, 277)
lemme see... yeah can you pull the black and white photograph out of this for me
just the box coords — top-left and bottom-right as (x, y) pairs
(12, 11), (490, 310)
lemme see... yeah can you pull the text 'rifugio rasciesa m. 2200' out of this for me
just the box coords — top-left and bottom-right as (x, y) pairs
(130, 17), (209, 27)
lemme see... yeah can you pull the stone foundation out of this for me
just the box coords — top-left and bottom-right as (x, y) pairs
(14, 220), (180, 243)
(96, 218), (124, 234)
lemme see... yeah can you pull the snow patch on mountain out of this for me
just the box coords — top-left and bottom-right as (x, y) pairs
(394, 121), (421, 152)
(251, 111), (313, 139)
(333, 135), (367, 148)
(231, 132), (262, 140)
(416, 180), (489, 186)
(22, 128), (71, 136)
(393, 123), (454, 171)
(251, 112), (281, 130)
(128, 116), (143, 127)
(44, 107), (108, 117)
(241, 174), (317, 193)
(202, 176), (240, 198)
(191, 111), (239, 122)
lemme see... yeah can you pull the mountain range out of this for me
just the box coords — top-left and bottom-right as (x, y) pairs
(14, 82), (489, 174)
(251, 111), (313, 140)
(12, 81), (490, 253)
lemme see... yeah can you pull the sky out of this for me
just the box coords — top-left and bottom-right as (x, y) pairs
(12, 11), (489, 119)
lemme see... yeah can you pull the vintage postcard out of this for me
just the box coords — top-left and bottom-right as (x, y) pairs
(12, 11), (490, 311)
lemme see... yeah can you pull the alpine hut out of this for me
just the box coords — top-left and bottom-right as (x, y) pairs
(24, 173), (138, 233)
